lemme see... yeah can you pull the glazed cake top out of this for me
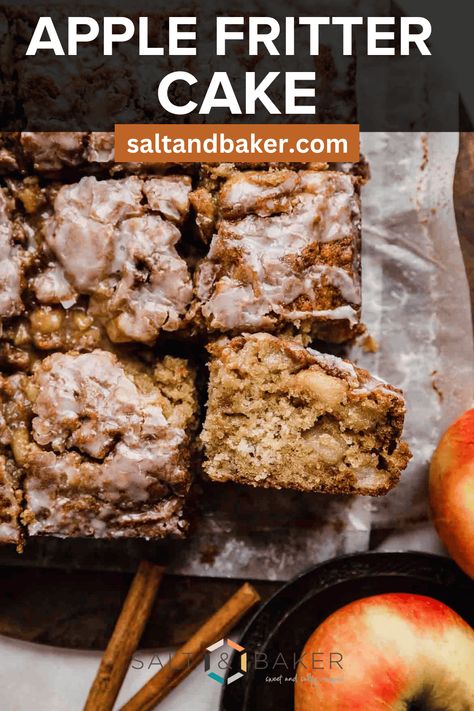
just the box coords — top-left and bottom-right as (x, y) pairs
(32, 175), (193, 343)
(22, 349), (191, 533)
(196, 169), (361, 332)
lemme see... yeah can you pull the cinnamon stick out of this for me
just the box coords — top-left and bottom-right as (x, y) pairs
(83, 560), (164, 711)
(119, 582), (260, 711)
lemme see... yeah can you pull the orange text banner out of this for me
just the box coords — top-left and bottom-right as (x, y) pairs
(114, 124), (360, 163)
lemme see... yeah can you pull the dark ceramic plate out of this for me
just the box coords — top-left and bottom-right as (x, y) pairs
(220, 552), (474, 711)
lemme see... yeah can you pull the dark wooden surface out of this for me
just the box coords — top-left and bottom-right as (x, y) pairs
(0, 566), (278, 650)
(0, 135), (472, 651)
(454, 133), (474, 327)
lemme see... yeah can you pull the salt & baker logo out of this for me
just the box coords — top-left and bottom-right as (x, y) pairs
(204, 638), (247, 685)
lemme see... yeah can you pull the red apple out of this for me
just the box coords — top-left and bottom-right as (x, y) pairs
(295, 593), (474, 711)
(430, 408), (474, 578)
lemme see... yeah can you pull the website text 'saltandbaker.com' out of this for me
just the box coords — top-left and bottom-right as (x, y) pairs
(114, 124), (360, 163)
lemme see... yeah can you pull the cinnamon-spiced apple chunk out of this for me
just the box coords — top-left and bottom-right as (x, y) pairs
(191, 168), (362, 343)
(0, 349), (197, 538)
(202, 334), (411, 495)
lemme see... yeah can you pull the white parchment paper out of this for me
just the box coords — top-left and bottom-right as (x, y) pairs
(356, 133), (474, 532)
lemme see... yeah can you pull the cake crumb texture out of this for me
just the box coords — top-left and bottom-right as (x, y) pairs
(201, 333), (411, 495)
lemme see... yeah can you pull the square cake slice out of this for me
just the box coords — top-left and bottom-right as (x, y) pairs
(191, 168), (362, 343)
(0, 349), (197, 539)
(0, 132), (197, 178)
(0, 132), (92, 175)
(201, 334), (411, 495)
(3, 173), (193, 351)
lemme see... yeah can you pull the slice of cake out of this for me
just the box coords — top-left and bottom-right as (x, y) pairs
(201, 334), (411, 495)
(0, 133), (91, 176)
(0, 349), (197, 539)
(0, 173), (194, 354)
(20, 132), (89, 174)
(0, 132), (197, 178)
(191, 167), (362, 343)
